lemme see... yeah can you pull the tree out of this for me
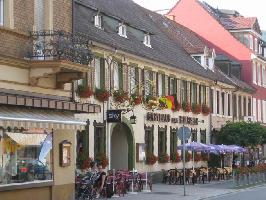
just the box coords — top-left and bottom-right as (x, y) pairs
(217, 121), (266, 147)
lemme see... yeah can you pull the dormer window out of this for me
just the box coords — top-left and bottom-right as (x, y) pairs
(118, 23), (127, 38)
(143, 34), (151, 47)
(94, 15), (102, 29)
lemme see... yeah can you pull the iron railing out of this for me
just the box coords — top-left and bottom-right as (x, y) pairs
(27, 30), (93, 66)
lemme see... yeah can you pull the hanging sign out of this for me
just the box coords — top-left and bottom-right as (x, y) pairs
(107, 110), (122, 123)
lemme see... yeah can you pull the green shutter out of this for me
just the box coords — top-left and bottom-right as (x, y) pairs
(100, 58), (105, 89)
(118, 62), (123, 90)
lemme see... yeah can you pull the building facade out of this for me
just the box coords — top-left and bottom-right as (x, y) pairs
(167, 0), (266, 125)
(73, 0), (253, 173)
(0, 1), (100, 200)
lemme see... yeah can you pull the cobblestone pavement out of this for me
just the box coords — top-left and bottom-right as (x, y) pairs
(117, 180), (236, 200)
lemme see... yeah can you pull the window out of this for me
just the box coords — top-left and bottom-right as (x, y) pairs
(169, 78), (176, 95)
(258, 99), (262, 122)
(94, 123), (106, 157)
(113, 61), (123, 91)
(200, 129), (207, 144)
(199, 85), (206, 104)
(249, 35), (253, 50)
(34, 0), (45, 30)
(262, 66), (266, 87)
(243, 97), (247, 116)
(76, 130), (89, 169)
(144, 126), (154, 157)
(238, 96), (242, 118)
(253, 62), (257, 84)
(210, 89), (213, 113)
(94, 57), (105, 89)
(248, 98), (252, 116)
(191, 82), (197, 104)
(94, 15), (102, 29)
(193, 56), (201, 64)
(170, 128), (178, 162)
(258, 64), (261, 86)
(191, 129), (197, 142)
(216, 91), (220, 114)
(143, 34), (151, 47)
(255, 38), (258, 53)
(180, 80), (187, 103)
(0, 129), (53, 185)
(221, 92), (225, 115)
(158, 127), (167, 160)
(158, 74), (163, 96)
(130, 66), (137, 94)
(118, 23), (127, 38)
(233, 95), (237, 118)
(228, 94), (231, 116)
(144, 70), (153, 96)
(0, 0), (3, 26)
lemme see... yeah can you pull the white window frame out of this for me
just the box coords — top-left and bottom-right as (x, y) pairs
(94, 58), (101, 89)
(118, 23), (127, 38)
(94, 15), (102, 29)
(0, 0), (3, 26)
(253, 98), (257, 122)
(249, 34), (253, 50)
(253, 62), (257, 84)
(262, 65), (266, 87)
(258, 99), (262, 122)
(258, 64), (262, 86)
(255, 38), (258, 53)
(143, 34), (151, 48)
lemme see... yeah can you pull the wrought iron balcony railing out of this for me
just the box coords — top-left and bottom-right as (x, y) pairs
(27, 30), (94, 66)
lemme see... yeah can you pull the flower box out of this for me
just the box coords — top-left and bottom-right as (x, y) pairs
(202, 104), (211, 115)
(192, 103), (202, 114)
(94, 88), (110, 102)
(76, 85), (93, 98)
(146, 154), (158, 165)
(158, 154), (170, 163)
(113, 90), (129, 103)
(171, 152), (181, 163)
(182, 101), (191, 112)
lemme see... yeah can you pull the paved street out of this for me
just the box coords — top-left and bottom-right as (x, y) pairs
(119, 180), (237, 200)
(207, 185), (266, 200)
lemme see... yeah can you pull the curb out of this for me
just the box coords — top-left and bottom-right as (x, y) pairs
(198, 183), (266, 200)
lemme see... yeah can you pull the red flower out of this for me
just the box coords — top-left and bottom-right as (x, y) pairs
(171, 152), (181, 163)
(146, 154), (158, 165)
(202, 104), (211, 115)
(158, 154), (170, 163)
(95, 88), (110, 102)
(113, 90), (129, 103)
(192, 103), (202, 114)
(76, 85), (93, 98)
(182, 102), (191, 112)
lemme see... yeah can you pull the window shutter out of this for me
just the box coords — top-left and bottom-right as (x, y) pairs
(100, 58), (105, 89)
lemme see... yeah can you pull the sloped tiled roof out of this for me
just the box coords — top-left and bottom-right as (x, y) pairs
(74, 0), (254, 93)
(220, 16), (257, 30)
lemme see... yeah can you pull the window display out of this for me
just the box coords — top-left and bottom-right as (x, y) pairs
(0, 128), (53, 185)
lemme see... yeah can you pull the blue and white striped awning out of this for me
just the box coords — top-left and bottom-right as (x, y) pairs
(0, 106), (87, 130)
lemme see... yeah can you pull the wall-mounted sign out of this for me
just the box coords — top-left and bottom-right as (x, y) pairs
(146, 112), (199, 125)
(107, 110), (122, 123)
(136, 143), (146, 162)
(59, 140), (71, 167)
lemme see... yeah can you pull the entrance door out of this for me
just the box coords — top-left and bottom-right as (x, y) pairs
(111, 123), (133, 170)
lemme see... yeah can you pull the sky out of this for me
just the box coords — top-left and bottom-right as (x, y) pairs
(133, 0), (266, 30)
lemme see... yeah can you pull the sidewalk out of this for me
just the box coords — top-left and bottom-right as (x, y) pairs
(120, 180), (236, 200)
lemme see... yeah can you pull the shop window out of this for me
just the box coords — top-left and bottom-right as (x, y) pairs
(144, 125), (154, 156)
(94, 57), (105, 89)
(191, 129), (197, 142)
(113, 60), (123, 91)
(248, 98), (252, 116)
(200, 129), (207, 144)
(158, 126), (167, 158)
(94, 122), (106, 157)
(170, 128), (178, 162)
(0, 128), (53, 185)
(180, 80), (187, 103)
(0, 0), (3, 26)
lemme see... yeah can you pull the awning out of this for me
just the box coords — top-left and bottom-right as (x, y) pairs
(0, 106), (87, 130)
(5, 132), (47, 146)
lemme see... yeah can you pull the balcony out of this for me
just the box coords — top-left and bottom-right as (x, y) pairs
(26, 30), (94, 88)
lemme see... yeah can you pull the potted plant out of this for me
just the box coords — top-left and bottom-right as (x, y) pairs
(171, 152), (181, 163)
(185, 152), (192, 162)
(94, 88), (110, 102)
(113, 90), (129, 103)
(202, 104), (211, 115)
(94, 154), (109, 169)
(192, 103), (202, 114)
(172, 101), (181, 112)
(182, 101), (191, 112)
(158, 154), (170, 163)
(130, 93), (142, 106)
(76, 85), (93, 98)
(146, 95), (159, 109)
(146, 154), (158, 165)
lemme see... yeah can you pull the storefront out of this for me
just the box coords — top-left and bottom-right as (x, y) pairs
(0, 105), (87, 200)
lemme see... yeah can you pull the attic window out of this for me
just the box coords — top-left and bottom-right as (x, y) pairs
(94, 15), (102, 29)
(118, 23), (127, 38)
(143, 34), (151, 48)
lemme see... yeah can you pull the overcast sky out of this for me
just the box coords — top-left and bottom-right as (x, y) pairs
(133, 0), (266, 30)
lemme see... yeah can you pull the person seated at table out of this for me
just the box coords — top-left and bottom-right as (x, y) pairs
(95, 164), (106, 198)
